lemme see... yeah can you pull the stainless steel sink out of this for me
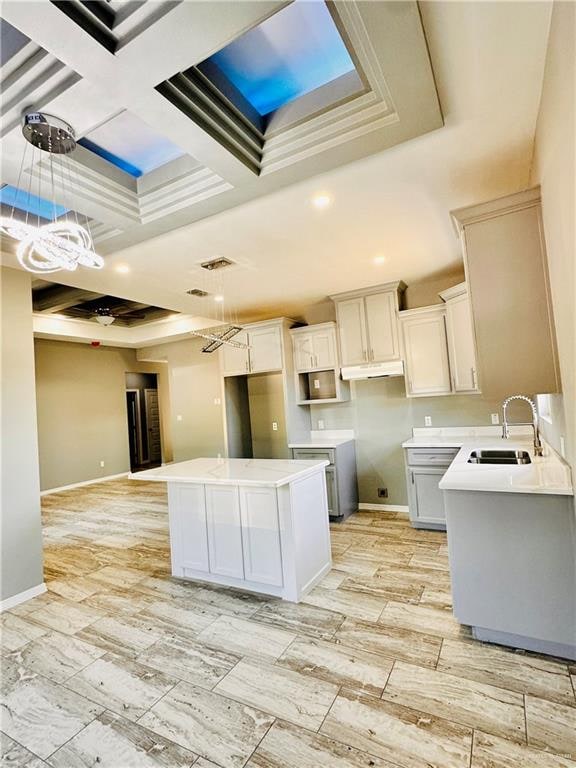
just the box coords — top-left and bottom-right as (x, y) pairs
(467, 450), (531, 465)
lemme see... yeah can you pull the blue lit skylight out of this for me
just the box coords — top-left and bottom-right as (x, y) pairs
(78, 111), (185, 178)
(0, 185), (68, 220)
(208, 0), (355, 116)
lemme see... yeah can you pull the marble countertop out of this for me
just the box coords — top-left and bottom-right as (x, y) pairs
(129, 457), (329, 488)
(404, 427), (573, 496)
(288, 439), (354, 448)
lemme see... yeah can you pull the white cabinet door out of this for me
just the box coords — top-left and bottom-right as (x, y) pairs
(365, 291), (400, 362)
(445, 294), (479, 392)
(402, 311), (451, 396)
(312, 327), (337, 369)
(205, 485), (244, 579)
(249, 326), (283, 373)
(239, 486), (283, 586)
(293, 333), (314, 372)
(336, 297), (368, 365)
(168, 484), (209, 572)
(408, 467), (447, 528)
(221, 331), (249, 376)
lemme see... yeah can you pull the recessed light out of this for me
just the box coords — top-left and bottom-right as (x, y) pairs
(214, 294), (224, 302)
(312, 193), (332, 210)
(373, 255), (387, 265)
(115, 264), (130, 274)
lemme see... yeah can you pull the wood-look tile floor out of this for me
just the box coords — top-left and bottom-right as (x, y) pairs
(1, 479), (575, 768)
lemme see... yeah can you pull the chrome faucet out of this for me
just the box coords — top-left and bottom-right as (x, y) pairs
(501, 395), (543, 456)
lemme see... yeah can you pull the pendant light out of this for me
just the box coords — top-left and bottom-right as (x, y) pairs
(0, 112), (104, 274)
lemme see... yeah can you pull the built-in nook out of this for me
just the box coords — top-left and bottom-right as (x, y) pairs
(125, 372), (161, 472)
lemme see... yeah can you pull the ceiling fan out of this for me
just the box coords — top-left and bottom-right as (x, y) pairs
(65, 305), (147, 326)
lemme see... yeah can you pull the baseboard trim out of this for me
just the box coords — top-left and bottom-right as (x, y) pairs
(359, 503), (409, 515)
(41, 472), (129, 496)
(0, 582), (47, 613)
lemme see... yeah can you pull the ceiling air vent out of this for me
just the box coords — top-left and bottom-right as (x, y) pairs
(200, 257), (234, 271)
(186, 288), (209, 297)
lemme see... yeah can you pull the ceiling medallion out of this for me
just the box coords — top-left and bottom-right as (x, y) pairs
(1, 112), (104, 274)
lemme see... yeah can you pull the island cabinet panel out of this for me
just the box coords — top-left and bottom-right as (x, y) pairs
(205, 485), (244, 579)
(239, 486), (283, 586)
(168, 484), (209, 573)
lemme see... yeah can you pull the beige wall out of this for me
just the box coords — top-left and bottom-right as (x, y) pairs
(1, 268), (43, 602)
(35, 340), (171, 491)
(530, 0), (575, 473)
(137, 337), (226, 462)
(248, 373), (289, 459)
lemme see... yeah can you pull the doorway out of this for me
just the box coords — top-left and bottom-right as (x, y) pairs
(125, 372), (162, 472)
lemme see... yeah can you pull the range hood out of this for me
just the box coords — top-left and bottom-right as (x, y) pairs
(341, 360), (404, 381)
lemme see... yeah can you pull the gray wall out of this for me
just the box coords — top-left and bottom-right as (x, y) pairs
(35, 340), (170, 490)
(248, 373), (289, 459)
(311, 377), (531, 506)
(1, 267), (43, 603)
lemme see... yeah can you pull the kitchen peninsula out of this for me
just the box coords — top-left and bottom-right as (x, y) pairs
(131, 457), (331, 602)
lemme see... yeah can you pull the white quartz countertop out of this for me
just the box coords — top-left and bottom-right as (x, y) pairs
(129, 457), (329, 488)
(288, 438), (354, 448)
(403, 427), (572, 496)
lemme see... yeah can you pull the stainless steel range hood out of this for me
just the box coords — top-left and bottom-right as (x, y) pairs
(341, 360), (404, 381)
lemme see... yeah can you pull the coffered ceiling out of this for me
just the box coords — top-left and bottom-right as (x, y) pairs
(0, 0), (442, 253)
(1, 1), (553, 340)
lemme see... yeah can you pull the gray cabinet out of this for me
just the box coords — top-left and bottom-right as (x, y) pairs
(451, 188), (560, 397)
(290, 442), (358, 521)
(404, 447), (459, 530)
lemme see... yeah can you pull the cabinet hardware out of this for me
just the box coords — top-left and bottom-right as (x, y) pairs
(411, 472), (414, 484)
(369, 348), (374, 361)
(471, 367), (476, 389)
(362, 350), (367, 361)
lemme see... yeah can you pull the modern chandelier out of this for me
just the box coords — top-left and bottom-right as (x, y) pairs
(0, 112), (104, 274)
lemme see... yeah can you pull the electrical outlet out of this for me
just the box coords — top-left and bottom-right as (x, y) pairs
(214, 397), (221, 406)
(491, 413), (500, 425)
(318, 419), (325, 430)
(176, 414), (183, 422)
(377, 487), (388, 498)
(272, 422), (278, 431)
(313, 379), (320, 390)
(100, 460), (105, 468)
(424, 416), (432, 427)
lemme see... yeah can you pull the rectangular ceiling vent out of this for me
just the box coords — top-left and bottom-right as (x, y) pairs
(200, 257), (235, 271)
(186, 288), (209, 297)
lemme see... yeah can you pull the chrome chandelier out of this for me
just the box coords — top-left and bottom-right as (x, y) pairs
(0, 112), (104, 274)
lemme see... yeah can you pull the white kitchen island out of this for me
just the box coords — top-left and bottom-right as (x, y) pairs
(131, 458), (331, 602)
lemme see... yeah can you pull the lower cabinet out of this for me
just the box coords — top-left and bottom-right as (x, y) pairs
(404, 447), (459, 530)
(239, 486), (283, 586)
(171, 483), (283, 587)
(290, 443), (358, 520)
(205, 485), (244, 579)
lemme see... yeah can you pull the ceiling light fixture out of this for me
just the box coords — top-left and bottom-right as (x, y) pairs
(373, 255), (387, 265)
(115, 264), (130, 274)
(214, 294), (224, 302)
(0, 112), (103, 274)
(312, 193), (332, 210)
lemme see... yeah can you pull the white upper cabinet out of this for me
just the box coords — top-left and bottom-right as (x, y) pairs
(364, 291), (400, 362)
(221, 331), (250, 376)
(291, 323), (337, 372)
(335, 297), (368, 365)
(221, 321), (286, 376)
(440, 284), (479, 393)
(249, 326), (283, 373)
(401, 306), (452, 397)
(331, 282), (405, 367)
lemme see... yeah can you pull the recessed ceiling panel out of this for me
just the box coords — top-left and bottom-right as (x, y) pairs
(208, 0), (355, 116)
(0, 184), (68, 220)
(78, 111), (185, 177)
(0, 18), (29, 66)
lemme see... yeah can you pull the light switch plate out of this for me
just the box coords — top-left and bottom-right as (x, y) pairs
(318, 419), (325, 430)
(272, 422), (278, 431)
(491, 413), (499, 425)
(424, 416), (432, 427)
(177, 414), (183, 422)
